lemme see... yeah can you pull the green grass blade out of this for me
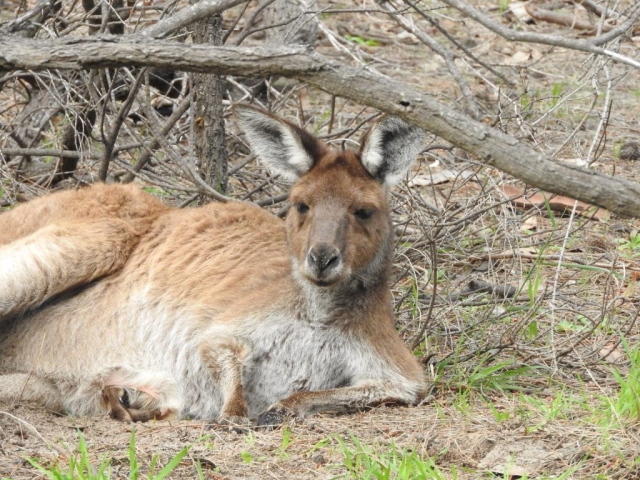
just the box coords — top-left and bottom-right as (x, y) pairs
(152, 447), (189, 480)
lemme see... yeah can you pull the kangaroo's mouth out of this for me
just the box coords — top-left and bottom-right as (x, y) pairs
(303, 268), (348, 288)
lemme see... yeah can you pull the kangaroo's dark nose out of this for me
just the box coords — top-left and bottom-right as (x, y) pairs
(307, 245), (341, 276)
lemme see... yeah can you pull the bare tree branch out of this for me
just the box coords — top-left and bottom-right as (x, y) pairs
(1, 36), (640, 217)
(142, 0), (250, 39)
(99, 68), (145, 180)
(438, 0), (640, 68)
(402, 0), (513, 86)
(383, 1), (482, 119)
(0, 148), (101, 159)
(0, 36), (321, 75)
(122, 91), (193, 183)
(0, 0), (59, 36)
(590, 6), (640, 46)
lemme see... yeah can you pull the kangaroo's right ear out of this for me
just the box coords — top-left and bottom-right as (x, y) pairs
(234, 105), (327, 182)
(359, 116), (425, 187)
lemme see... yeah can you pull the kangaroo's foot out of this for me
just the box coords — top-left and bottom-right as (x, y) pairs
(101, 386), (166, 423)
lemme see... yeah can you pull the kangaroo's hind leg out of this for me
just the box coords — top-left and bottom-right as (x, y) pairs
(0, 219), (140, 319)
(102, 386), (170, 422)
(97, 367), (182, 422)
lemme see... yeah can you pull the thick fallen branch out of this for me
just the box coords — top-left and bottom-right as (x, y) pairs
(2, 35), (640, 217)
(0, 36), (322, 76)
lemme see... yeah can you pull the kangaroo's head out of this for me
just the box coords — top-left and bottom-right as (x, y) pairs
(235, 106), (424, 290)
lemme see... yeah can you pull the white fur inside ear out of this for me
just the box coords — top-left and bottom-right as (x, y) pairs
(361, 127), (384, 177)
(360, 117), (425, 187)
(235, 108), (314, 181)
(279, 128), (314, 181)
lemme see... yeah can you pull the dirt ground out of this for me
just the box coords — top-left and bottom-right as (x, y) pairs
(3, 394), (638, 479)
(1, 0), (640, 478)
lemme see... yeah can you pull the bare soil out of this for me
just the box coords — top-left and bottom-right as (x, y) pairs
(3, 394), (637, 479)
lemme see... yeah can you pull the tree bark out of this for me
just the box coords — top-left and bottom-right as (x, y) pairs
(1, 36), (640, 218)
(191, 11), (227, 194)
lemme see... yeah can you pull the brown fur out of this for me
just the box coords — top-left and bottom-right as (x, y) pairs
(0, 107), (427, 424)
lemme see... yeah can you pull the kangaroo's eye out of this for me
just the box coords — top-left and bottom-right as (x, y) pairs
(296, 203), (310, 214)
(354, 209), (374, 221)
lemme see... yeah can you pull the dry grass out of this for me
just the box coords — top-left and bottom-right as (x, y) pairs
(3, 386), (640, 479)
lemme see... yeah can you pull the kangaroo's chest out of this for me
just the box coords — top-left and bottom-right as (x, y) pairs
(242, 319), (359, 417)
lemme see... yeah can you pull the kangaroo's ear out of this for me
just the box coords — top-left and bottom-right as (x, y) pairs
(234, 105), (326, 182)
(360, 116), (425, 187)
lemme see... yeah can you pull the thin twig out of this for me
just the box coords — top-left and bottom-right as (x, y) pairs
(403, 0), (514, 86)
(99, 68), (146, 181)
(0, 411), (69, 456)
(384, 1), (481, 119)
(233, 0), (277, 46)
(122, 90), (193, 183)
(437, 0), (640, 69)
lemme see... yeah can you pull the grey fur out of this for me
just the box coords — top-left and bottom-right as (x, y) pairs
(361, 117), (425, 186)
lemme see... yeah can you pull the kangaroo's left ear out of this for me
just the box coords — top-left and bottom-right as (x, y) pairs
(359, 116), (425, 187)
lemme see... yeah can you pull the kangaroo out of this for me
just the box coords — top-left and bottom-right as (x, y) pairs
(0, 106), (427, 425)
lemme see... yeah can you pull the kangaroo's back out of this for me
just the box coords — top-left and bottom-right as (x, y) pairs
(0, 183), (169, 246)
(123, 200), (291, 312)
